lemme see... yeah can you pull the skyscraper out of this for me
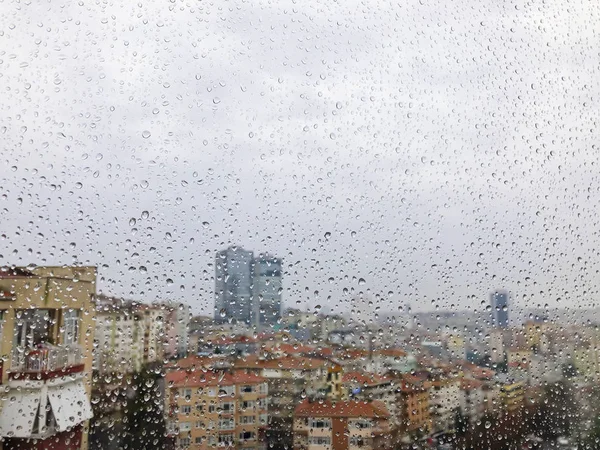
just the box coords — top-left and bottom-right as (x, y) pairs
(252, 253), (282, 328)
(490, 290), (509, 328)
(214, 246), (255, 324)
(214, 246), (283, 327)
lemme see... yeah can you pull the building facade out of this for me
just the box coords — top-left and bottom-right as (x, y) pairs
(214, 246), (283, 328)
(165, 370), (268, 450)
(93, 300), (167, 373)
(490, 290), (509, 328)
(293, 399), (391, 450)
(251, 254), (282, 328)
(0, 266), (96, 450)
(215, 246), (255, 324)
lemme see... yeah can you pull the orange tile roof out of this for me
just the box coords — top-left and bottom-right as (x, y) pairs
(165, 355), (226, 370)
(376, 348), (407, 358)
(335, 349), (369, 361)
(460, 378), (484, 390)
(343, 371), (392, 386)
(294, 399), (390, 418)
(232, 354), (328, 371)
(165, 370), (265, 388)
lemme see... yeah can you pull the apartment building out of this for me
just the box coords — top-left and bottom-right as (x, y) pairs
(497, 377), (525, 414)
(293, 399), (391, 450)
(343, 372), (396, 424)
(232, 355), (330, 450)
(0, 266), (96, 450)
(427, 376), (461, 434)
(164, 302), (191, 359)
(459, 378), (485, 425)
(93, 299), (168, 373)
(395, 375), (431, 435)
(165, 370), (268, 450)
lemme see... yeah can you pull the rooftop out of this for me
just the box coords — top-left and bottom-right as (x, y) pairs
(294, 399), (390, 419)
(166, 370), (265, 388)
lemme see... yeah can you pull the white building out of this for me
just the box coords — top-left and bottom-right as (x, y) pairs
(429, 378), (461, 433)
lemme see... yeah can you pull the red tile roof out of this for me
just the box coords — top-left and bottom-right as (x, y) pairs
(294, 399), (390, 418)
(232, 355), (328, 371)
(165, 355), (228, 371)
(343, 371), (391, 386)
(460, 378), (484, 390)
(376, 348), (407, 358)
(165, 370), (265, 388)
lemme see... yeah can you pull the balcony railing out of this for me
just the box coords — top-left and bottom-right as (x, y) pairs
(10, 344), (83, 374)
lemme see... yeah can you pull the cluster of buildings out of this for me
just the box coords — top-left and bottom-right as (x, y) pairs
(1, 255), (599, 450)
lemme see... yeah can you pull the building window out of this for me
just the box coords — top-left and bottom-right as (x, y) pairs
(259, 383), (268, 394)
(241, 401), (255, 410)
(208, 388), (217, 397)
(218, 433), (234, 444)
(208, 404), (216, 413)
(218, 418), (235, 430)
(351, 419), (372, 429)
(309, 437), (331, 446)
(181, 388), (192, 399)
(309, 419), (331, 429)
(197, 404), (205, 413)
(219, 402), (235, 413)
(239, 431), (255, 441)
(195, 437), (204, 444)
(181, 405), (192, 415)
(240, 415), (256, 425)
(240, 385), (254, 393)
(195, 421), (205, 428)
(219, 386), (235, 396)
(62, 309), (80, 345)
(350, 437), (366, 447)
(179, 422), (192, 431)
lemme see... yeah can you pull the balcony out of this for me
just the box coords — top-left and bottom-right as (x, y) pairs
(9, 344), (84, 379)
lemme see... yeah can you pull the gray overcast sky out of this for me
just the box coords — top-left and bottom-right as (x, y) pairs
(1, 0), (599, 317)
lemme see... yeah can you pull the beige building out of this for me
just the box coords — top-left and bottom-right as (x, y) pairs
(293, 399), (391, 450)
(93, 299), (167, 373)
(0, 266), (96, 450)
(165, 369), (268, 450)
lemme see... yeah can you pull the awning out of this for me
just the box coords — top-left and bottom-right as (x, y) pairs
(47, 380), (93, 431)
(0, 389), (41, 437)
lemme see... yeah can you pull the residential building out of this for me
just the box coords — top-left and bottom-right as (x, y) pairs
(93, 299), (137, 372)
(232, 355), (330, 450)
(165, 370), (268, 450)
(427, 376), (461, 434)
(490, 290), (509, 328)
(93, 300), (167, 373)
(497, 377), (524, 413)
(343, 372), (396, 423)
(0, 266), (96, 450)
(293, 399), (391, 450)
(165, 302), (191, 359)
(459, 378), (485, 425)
(395, 375), (431, 435)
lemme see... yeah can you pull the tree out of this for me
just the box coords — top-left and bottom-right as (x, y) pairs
(121, 368), (167, 450)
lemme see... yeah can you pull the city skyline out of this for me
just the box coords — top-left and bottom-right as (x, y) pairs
(2, 0), (599, 317)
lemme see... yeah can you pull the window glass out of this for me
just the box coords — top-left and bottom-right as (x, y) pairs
(3, 0), (597, 449)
